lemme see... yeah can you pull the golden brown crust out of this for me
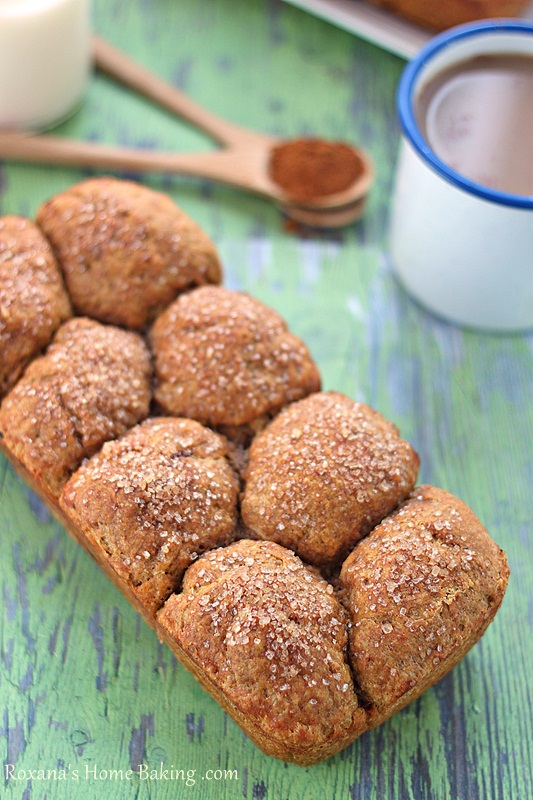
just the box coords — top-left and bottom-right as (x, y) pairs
(0, 215), (71, 398)
(339, 485), (509, 718)
(367, 0), (529, 31)
(36, 177), (222, 329)
(216, 413), (273, 451)
(241, 391), (419, 567)
(150, 286), (321, 428)
(157, 540), (367, 764)
(60, 418), (241, 614)
(0, 317), (151, 498)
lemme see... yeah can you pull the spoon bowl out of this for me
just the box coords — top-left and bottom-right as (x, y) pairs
(281, 195), (370, 228)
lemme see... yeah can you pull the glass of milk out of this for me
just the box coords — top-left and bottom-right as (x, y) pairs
(0, 0), (91, 131)
(390, 20), (533, 332)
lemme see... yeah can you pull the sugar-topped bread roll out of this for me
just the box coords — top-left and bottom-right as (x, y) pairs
(0, 215), (71, 398)
(242, 391), (419, 566)
(0, 317), (151, 497)
(339, 485), (509, 723)
(150, 285), (321, 433)
(36, 177), (222, 329)
(60, 417), (241, 614)
(157, 540), (368, 765)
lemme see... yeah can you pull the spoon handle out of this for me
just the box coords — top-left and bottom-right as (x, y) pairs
(93, 36), (260, 148)
(0, 133), (276, 196)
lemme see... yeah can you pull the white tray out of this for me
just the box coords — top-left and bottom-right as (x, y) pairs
(283, 0), (533, 59)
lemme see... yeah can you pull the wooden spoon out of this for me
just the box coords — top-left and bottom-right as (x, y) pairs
(0, 36), (374, 228)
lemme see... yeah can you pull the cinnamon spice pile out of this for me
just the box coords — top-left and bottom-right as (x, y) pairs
(268, 138), (364, 202)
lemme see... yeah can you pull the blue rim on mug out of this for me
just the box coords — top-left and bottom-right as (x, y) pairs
(397, 19), (533, 209)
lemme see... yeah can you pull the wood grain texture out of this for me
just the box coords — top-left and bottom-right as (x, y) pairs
(1, 0), (532, 798)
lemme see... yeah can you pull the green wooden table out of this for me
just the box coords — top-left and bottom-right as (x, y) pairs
(1, 1), (532, 798)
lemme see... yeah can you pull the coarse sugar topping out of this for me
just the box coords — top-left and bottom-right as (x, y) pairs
(158, 540), (363, 745)
(242, 391), (419, 565)
(0, 215), (71, 397)
(0, 317), (151, 496)
(150, 286), (321, 427)
(339, 484), (508, 710)
(60, 417), (240, 612)
(36, 177), (222, 329)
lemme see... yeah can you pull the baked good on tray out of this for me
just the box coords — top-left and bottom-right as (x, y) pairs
(150, 285), (321, 432)
(339, 484), (509, 725)
(0, 215), (71, 399)
(0, 177), (509, 765)
(0, 316), (151, 498)
(367, 0), (531, 32)
(60, 417), (241, 614)
(36, 177), (222, 329)
(241, 391), (419, 566)
(158, 539), (368, 762)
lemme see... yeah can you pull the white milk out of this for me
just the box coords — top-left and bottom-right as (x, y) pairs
(0, 0), (91, 131)
(419, 54), (533, 197)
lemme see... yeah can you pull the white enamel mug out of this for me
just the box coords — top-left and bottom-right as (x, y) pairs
(390, 21), (533, 332)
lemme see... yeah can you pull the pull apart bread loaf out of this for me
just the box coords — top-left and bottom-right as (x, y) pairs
(0, 177), (509, 765)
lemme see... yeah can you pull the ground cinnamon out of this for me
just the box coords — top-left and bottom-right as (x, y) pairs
(268, 138), (364, 202)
